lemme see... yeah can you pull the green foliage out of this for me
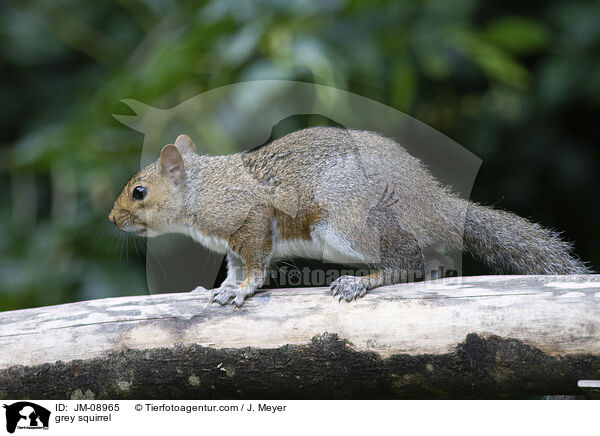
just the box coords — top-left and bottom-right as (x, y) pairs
(1, 0), (599, 310)
(483, 16), (551, 55)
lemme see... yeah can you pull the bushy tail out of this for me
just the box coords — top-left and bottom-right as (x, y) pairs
(462, 202), (590, 274)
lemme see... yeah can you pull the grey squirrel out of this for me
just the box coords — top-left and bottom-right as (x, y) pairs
(109, 127), (589, 306)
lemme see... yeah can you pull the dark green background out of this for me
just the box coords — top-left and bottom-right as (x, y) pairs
(1, 0), (599, 310)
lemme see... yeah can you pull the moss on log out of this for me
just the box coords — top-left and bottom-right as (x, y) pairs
(1, 333), (599, 399)
(1, 275), (600, 399)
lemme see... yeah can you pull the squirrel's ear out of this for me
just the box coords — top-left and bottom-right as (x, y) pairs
(160, 144), (184, 184)
(174, 134), (196, 155)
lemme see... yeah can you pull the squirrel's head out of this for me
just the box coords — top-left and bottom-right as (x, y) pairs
(108, 134), (196, 237)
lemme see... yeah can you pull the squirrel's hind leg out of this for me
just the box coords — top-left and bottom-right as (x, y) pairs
(330, 274), (372, 301)
(327, 218), (426, 301)
(330, 268), (419, 302)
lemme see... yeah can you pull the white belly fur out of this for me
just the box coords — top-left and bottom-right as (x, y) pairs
(271, 220), (366, 264)
(179, 225), (230, 254)
(176, 221), (366, 264)
(271, 237), (325, 260)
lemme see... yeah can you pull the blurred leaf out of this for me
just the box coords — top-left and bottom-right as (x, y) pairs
(415, 46), (452, 80)
(483, 16), (550, 55)
(391, 62), (417, 112)
(452, 29), (531, 89)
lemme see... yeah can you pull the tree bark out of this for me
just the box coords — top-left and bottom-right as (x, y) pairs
(1, 275), (600, 399)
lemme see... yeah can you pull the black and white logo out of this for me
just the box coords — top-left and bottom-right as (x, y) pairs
(3, 402), (50, 434)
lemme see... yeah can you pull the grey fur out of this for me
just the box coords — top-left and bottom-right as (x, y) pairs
(462, 202), (589, 274)
(110, 127), (590, 307)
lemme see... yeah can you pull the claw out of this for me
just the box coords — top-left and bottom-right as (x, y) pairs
(329, 275), (369, 303)
(210, 281), (253, 307)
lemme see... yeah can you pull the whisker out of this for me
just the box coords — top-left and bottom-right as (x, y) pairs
(134, 235), (147, 268)
(277, 260), (299, 270)
(119, 233), (124, 262)
(146, 240), (167, 278)
(107, 228), (119, 251)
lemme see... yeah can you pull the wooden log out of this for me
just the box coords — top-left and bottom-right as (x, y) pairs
(1, 275), (600, 399)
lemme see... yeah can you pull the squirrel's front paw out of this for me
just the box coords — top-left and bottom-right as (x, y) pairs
(330, 275), (368, 302)
(211, 281), (252, 307)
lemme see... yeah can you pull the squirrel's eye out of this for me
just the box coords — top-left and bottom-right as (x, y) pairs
(132, 186), (147, 201)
